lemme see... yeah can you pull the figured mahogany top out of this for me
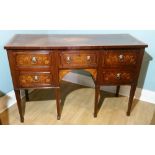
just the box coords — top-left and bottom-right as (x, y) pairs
(5, 34), (148, 50)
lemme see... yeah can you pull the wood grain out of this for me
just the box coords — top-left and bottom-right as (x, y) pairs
(104, 50), (138, 66)
(19, 72), (52, 87)
(16, 53), (51, 67)
(101, 69), (134, 84)
(59, 51), (97, 68)
(4, 34), (147, 50)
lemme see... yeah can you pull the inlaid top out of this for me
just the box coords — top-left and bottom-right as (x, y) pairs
(4, 34), (148, 50)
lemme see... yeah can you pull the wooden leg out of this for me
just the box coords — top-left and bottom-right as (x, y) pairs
(55, 88), (61, 120)
(25, 89), (29, 101)
(127, 84), (137, 116)
(115, 85), (120, 97)
(14, 90), (24, 122)
(94, 85), (100, 117)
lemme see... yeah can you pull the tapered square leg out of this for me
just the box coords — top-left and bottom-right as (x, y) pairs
(0, 118), (2, 125)
(115, 85), (120, 97)
(127, 84), (137, 116)
(25, 89), (29, 101)
(14, 90), (24, 122)
(55, 88), (61, 120)
(94, 85), (100, 117)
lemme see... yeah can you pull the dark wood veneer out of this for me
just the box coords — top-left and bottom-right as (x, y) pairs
(4, 34), (148, 122)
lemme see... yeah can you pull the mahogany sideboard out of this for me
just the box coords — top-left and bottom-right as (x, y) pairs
(4, 34), (148, 122)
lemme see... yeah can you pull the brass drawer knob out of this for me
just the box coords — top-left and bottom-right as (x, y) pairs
(116, 73), (121, 80)
(31, 56), (37, 63)
(34, 75), (39, 81)
(87, 55), (91, 61)
(66, 56), (71, 64)
(118, 54), (124, 62)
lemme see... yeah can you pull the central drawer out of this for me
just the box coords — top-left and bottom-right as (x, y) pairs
(18, 72), (53, 88)
(60, 51), (97, 68)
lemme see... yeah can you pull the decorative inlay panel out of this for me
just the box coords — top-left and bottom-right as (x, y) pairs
(59, 70), (71, 80)
(102, 70), (134, 84)
(59, 69), (97, 81)
(104, 50), (137, 66)
(84, 69), (97, 80)
(60, 52), (97, 68)
(19, 72), (52, 87)
(16, 54), (51, 67)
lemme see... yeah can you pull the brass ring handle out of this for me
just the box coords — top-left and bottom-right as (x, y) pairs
(87, 55), (91, 61)
(34, 75), (39, 81)
(118, 54), (124, 62)
(66, 56), (71, 64)
(116, 73), (121, 80)
(31, 56), (37, 63)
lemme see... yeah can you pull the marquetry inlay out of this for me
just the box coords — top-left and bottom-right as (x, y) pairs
(104, 51), (137, 66)
(16, 54), (51, 66)
(19, 73), (52, 87)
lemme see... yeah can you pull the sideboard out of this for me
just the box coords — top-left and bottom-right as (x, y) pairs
(4, 34), (148, 122)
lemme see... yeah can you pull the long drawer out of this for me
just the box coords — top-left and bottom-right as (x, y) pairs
(59, 51), (98, 68)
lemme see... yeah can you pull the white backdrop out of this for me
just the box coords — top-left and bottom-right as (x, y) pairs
(0, 0), (155, 29)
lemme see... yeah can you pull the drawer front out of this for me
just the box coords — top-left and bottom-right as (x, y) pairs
(60, 52), (97, 68)
(103, 50), (138, 67)
(15, 52), (51, 67)
(19, 72), (53, 88)
(101, 69), (135, 84)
